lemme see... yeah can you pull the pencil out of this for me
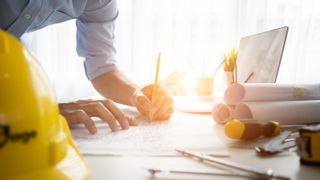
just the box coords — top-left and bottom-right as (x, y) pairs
(151, 53), (161, 102)
(187, 58), (199, 77)
(244, 72), (254, 83)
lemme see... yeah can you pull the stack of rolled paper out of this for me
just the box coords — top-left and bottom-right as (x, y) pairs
(212, 83), (320, 125)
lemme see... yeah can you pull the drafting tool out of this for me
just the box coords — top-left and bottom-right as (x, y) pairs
(255, 131), (298, 156)
(147, 167), (257, 179)
(176, 149), (290, 180)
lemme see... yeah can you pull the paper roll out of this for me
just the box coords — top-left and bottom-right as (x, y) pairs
(212, 103), (234, 124)
(224, 83), (320, 105)
(234, 100), (320, 125)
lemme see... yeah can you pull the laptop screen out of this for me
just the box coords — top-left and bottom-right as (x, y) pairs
(236, 26), (288, 83)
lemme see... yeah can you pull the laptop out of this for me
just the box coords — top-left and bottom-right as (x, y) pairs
(236, 26), (288, 83)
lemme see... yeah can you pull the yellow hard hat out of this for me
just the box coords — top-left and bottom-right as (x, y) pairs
(0, 30), (88, 179)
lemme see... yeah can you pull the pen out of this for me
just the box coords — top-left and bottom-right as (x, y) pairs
(175, 149), (290, 180)
(151, 53), (161, 102)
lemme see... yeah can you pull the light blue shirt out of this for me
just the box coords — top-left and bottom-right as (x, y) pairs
(0, 0), (119, 80)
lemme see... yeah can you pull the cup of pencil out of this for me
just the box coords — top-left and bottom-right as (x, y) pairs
(195, 77), (213, 96)
(223, 49), (237, 86)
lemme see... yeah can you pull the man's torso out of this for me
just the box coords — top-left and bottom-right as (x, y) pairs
(0, 0), (87, 37)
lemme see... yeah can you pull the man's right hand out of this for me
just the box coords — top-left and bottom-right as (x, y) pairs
(59, 99), (138, 134)
(131, 84), (174, 120)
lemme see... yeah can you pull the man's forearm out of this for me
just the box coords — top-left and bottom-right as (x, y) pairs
(91, 68), (139, 106)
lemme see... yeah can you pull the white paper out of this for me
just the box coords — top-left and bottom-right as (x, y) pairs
(235, 100), (320, 125)
(71, 109), (227, 156)
(173, 96), (213, 113)
(224, 83), (320, 105)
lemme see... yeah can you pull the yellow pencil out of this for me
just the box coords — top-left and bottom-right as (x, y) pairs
(151, 53), (161, 102)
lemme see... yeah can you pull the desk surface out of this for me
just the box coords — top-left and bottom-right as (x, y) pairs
(84, 147), (319, 180)
(80, 98), (319, 180)
(82, 119), (319, 180)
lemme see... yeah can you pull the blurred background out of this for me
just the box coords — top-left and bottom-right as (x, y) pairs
(21, 0), (320, 102)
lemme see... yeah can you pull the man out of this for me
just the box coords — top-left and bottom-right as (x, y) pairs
(0, 0), (173, 134)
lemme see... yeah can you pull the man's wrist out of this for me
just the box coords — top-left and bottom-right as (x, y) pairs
(129, 87), (141, 107)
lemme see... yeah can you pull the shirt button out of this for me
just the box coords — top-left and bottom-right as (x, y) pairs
(24, 14), (32, 20)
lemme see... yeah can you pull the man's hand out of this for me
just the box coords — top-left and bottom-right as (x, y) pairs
(132, 84), (174, 120)
(90, 69), (173, 121)
(59, 99), (137, 134)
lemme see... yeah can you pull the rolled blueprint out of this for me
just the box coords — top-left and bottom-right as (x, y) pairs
(224, 83), (320, 105)
(212, 103), (235, 124)
(234, 100), (320, 125)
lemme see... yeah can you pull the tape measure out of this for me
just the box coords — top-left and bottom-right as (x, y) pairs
(296, 124), (320, 165)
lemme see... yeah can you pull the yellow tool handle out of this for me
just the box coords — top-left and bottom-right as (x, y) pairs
(224, 119), (281, 140)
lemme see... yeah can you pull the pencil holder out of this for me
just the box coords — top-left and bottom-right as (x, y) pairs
(225, 71), (234, 86)
(195, 77), (213, 96)
(223, 48), (237, 86)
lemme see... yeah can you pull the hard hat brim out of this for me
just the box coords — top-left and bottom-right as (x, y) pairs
(9, 114), (89, 180)
(10, 145), (89, 180)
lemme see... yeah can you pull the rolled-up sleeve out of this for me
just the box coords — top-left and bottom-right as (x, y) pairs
(76, 0), (118, 80)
